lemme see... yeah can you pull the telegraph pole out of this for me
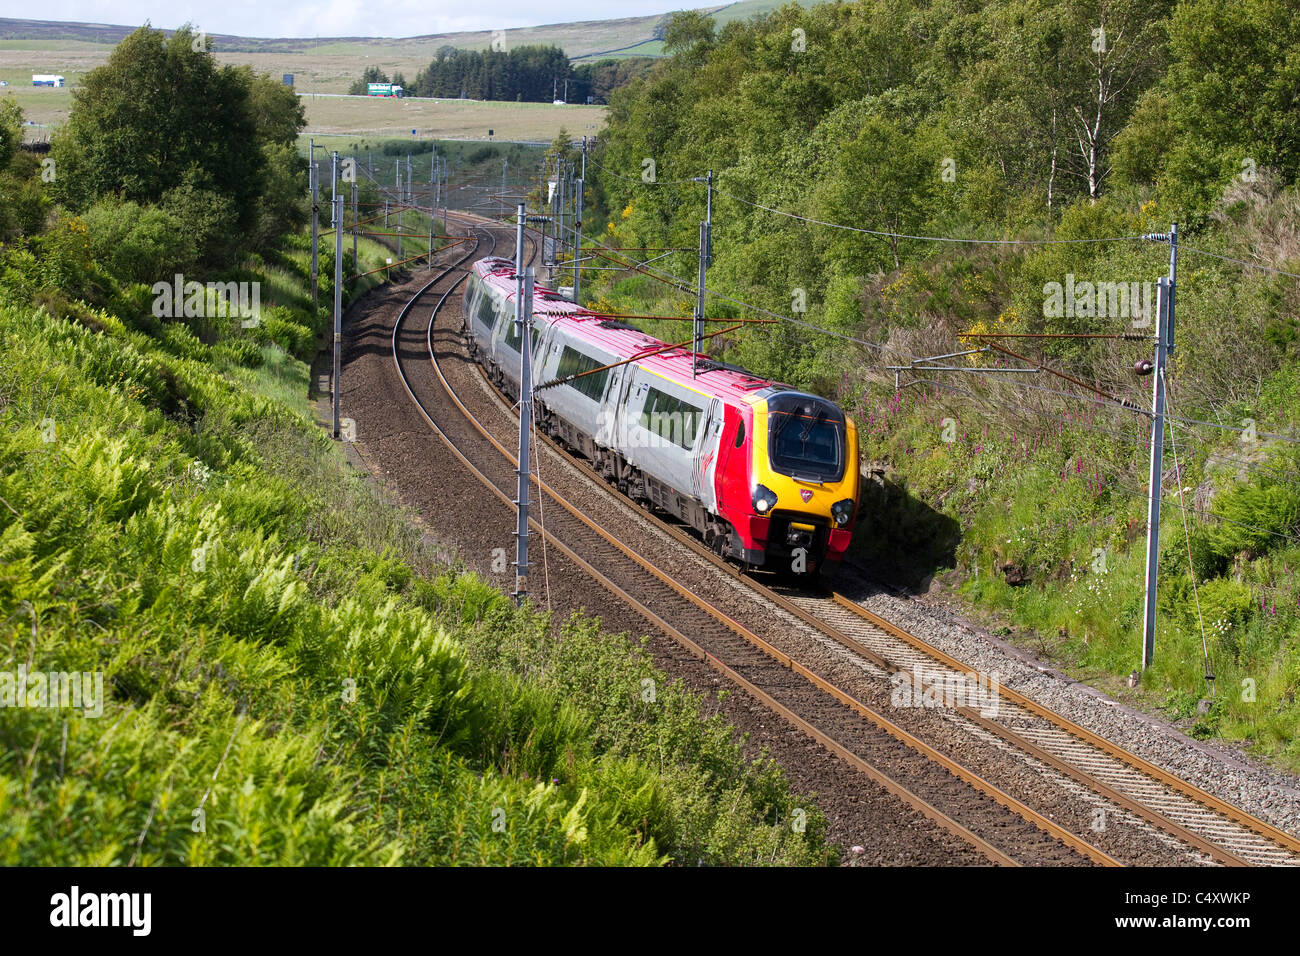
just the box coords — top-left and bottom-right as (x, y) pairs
(501, 156), (509, 216)
(543, 158), (553, 274)
(332, 151), (343, 440)
(690, 171), (713, 377)
(351, 176), (358, 268)
(1140, 223), (1178, 672)
(309, 140), (318, 308)
(514, 201), (533, 605)
(406, 154), (412, 204)
(568, 165), (576, 253)
(555, 158), (564, 241)
(395, 164), (402, 261)
(573, 177), (583, 303)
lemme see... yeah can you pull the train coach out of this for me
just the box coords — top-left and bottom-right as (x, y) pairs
(461, 256), (861, 574)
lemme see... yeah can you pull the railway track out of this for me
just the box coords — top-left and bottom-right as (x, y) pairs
(774, 590), (1300, 866)
(386, 216), (1102, 865)
(366, 208), (1300, 866)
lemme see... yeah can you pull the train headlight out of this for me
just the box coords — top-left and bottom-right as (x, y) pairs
(753, 484), (777, 514)
(831, 498), (854, 527)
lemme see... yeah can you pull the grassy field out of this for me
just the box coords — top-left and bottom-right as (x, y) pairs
(301, 94), (605, 141)
(0, 3), (828, 137)
(0, 13), (671, 103)
(0, 79), (71, 134)
(0, 77), (604, 142)
(0, 13), (672, 60)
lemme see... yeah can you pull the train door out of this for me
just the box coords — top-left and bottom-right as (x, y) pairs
(595, 364), (623, 448)
(692, 397), (723, 512)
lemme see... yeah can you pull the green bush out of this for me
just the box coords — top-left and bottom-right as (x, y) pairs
(212, 337), (265, 368)
(82, 197), (196, 282)
(253, 306), (316, 358)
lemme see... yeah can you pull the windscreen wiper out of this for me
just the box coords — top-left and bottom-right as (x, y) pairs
(799, 407), (827, 443)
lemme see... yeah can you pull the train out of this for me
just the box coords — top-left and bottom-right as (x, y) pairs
(462, 256), (861, 574)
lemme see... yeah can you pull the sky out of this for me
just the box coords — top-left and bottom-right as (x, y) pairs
(17, 2), (683, 38)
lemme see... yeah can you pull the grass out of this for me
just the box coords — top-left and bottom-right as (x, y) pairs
(0, 7), (670, 120)
(582, 180), (1300, 772)
(839, 355), (1300, 768)
(0, 80), (606, 141)
(300, 95), (606, 142)
(0, 84), (73, 134)
(0, 201), (834, 865)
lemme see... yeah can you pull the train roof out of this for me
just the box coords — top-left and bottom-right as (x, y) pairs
(471, 257), (794, 406)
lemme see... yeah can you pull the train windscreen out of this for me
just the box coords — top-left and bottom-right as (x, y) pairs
(766, 393), (846, 482)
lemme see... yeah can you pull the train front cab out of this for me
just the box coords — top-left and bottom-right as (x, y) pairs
(734, 391), (859, 572)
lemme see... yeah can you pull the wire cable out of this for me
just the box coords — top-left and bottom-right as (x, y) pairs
(1164, 371), (1214, 694)
(708, 184), (1152, 247)
(1180, 245), (1300, 281)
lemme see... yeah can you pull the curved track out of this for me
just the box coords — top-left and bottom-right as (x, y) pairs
(353, 206), (1300, 866)
(385, 215), (1104, 866)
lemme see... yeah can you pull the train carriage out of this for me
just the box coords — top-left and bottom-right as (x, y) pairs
(461, 257), (860, 574)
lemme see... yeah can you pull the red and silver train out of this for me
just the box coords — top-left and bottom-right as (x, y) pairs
(462, 257), (861, 573)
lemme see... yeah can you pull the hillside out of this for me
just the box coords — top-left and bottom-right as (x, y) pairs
(580, 0), (1300, 768)
(0, 3), (821, 67)
(0, 5), (832, 134)
(0, 25), (831, 866)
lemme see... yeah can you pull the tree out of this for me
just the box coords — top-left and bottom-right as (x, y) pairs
(51, 24), (304, 262)
(942, 0), (1171, 213)
(52, 26), (260, 238)
(1156, 0), (1300, 219)
(0, 95), (21, 170)
(237, 67), (306, 148)
(348, 66), (390, 96)
(406, 45), (571, 102)
(815, 112), (939, 272)
(1059, 0), (1172, 201)
(661, 10), (715, 64)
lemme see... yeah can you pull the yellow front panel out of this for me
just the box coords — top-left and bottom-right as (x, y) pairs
(751, 400), (860, 520)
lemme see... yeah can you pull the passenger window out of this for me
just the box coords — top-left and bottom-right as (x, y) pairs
(734, 420), (746, 448)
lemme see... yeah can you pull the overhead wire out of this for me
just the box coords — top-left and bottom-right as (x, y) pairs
(904, 376), (1300, 546)
(708, 183), (1152, 246)
(1179, 245), (1300, 281)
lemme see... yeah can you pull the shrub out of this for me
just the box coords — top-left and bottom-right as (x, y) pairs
(82, 197), (196, 282)
(212, 338), (265, 368)
(253, 306), (316, 358)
